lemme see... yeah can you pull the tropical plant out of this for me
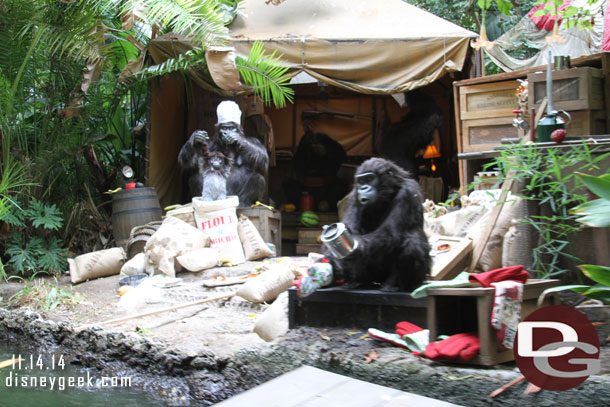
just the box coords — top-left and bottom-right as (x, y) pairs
(0, 0), (295, 265)
(482, 141), (610, 279)
(2, 199), (68, 277)
(540, 171), (610, 304)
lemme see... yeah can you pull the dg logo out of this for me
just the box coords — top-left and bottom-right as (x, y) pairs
(514, 305), (601, 391)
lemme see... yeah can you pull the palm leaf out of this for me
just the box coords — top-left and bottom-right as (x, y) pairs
(236, 41), (294, 109)
(579, 264), (610, 287)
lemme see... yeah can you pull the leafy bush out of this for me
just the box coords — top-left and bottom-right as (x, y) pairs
(2, 199), (68, 276)
(483, 141), (610, 278)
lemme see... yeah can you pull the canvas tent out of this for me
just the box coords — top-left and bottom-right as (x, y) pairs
(485, 0), (609, 71)
(147, 0), (477, 207)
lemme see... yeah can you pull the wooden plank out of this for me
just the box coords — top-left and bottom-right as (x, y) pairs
(453, 53), (603, 87)
(215, 366), (462, 407)
(600, 53), (610, 141)
(467, 172), (515, 273)
(429, 236), (473, 281)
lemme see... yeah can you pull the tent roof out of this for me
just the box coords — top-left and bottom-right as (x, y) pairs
(227, 0), (476, 94)
(230, 0), (475, 40)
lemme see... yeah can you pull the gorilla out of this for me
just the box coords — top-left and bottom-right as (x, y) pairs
(209, 101), (269, 206)
(177, 129), (210, 199)
(380, 90), (443, 176)
(201, 151), (233, 202)
(325, 157), (431, 291)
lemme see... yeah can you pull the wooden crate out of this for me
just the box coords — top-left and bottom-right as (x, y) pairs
(457, 80), (521, 153)
(236, 207), (282, 255)
(298, 227), (323, 244)
(461, 116), (519, 152)
(427, 279), (560, 366)
(528, 67), (604, 111)
(564, 109), (607, 137)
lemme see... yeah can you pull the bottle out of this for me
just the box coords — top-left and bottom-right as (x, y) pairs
(300, 192), (314, 212)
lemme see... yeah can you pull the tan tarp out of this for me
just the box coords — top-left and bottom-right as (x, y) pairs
(147, 0), (476, 207)
(229, 0), (477, 94)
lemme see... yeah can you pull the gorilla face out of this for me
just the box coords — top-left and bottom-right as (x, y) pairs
(219, 123), (240, 144)
(355, 171), (379, 206)
(210, 155), (224, 170)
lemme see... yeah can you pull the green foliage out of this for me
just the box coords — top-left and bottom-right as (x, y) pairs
(482, 141), (610, 278)
(6, 279), (81, 312)
(236, 41), (294, 109)
(2, 199), (68, 276)
(572, 173), (610, 228)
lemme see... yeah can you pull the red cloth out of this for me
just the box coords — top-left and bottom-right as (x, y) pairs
(395, 321), (423, 337)
(424, 333), (481, 361)
(527, 0), (571, 31)
(468, 265), (529, 288)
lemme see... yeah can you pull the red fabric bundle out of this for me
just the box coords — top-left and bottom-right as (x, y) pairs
(468, 265), (529, 288)
(424, 333), (481, 361)
(395, 321), (423, 336)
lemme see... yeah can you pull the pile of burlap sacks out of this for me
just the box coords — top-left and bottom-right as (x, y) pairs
(68, 196), (274, 284)
(423, 190), (535, 273)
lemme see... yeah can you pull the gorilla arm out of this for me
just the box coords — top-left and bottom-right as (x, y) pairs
(233, 135), (269, 176)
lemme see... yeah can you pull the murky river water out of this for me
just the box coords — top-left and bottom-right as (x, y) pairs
(0, 342), (170, 407)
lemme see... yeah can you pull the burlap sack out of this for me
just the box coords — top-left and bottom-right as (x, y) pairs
(237, 215), (273, 261)
(434, 205), (487, 237)
(166, 204), (196, 228)
(468, 195), (523, 272)
(253, 291), (289, 342)
(236, 264), (295, 303)
(120, 252), (146, 277)
(176, 248), (220, 272)
(192, 196), (245, 265)
(69, 247), (126, 284)
(144, 216), (210, 277)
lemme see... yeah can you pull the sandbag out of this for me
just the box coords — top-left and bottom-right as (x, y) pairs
(236, 264), (295, 303)
(176, 248), (220, 272)
(192, 196), (245, 265)
(468, 195), (523, 272)
(144, 216), (210, 277)
(69, 247), (126, 284)
(120, 252), (146, 277)
(433, 205), (487, 237)
(253, 291), (289, 342)
(237, 215), (273, 261)
(166, 204), (196, 228)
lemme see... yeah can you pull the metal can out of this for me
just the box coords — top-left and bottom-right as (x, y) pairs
(320, 223), (358, 259)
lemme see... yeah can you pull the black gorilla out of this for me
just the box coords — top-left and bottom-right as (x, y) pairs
(380, 90), (443, 175)
(326, 157), (431, 291)
(177, 130), (210, 199)
(201, 151), (233, 202)
(209, 121), (269, 206)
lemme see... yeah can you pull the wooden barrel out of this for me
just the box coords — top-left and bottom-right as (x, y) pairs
(111, 187), (162, 249)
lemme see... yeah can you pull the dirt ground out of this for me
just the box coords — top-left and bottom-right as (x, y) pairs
(1, 259), (609, 406)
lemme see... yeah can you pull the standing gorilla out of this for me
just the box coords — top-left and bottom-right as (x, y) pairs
(326, 157), (431, 291)
(209, 101), (269, 206)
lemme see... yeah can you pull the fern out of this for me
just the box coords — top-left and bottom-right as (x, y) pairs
(37, 236), (68, 274)
(5, 233), (43, 274)
(236, 41), (294, 109)
(24, 200), (64, 230)
(1, 198), (26, 227)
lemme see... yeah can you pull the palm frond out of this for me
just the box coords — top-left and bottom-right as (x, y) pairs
(129, 0), (229, 47)
(236, 41), (294, 109)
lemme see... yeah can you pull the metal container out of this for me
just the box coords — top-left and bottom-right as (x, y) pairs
(320, 223), (358, 259)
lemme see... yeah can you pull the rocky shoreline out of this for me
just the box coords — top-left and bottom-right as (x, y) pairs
(1, 308), (609, 406)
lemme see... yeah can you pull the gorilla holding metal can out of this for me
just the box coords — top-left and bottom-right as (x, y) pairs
(324, 157), (431, 292)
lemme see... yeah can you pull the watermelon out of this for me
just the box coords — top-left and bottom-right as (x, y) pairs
(300, 211), (319, 227)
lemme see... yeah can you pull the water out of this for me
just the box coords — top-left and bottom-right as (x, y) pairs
(0, 342), (170, 407)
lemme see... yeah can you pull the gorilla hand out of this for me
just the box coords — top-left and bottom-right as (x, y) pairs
(192, 130), (209, 147)
(219, 123), (240, 145)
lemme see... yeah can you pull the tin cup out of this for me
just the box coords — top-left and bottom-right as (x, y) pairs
(321, 223), (358, 259)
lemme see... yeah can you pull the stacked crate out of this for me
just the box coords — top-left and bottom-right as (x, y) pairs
(527, 67), (606, 137)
